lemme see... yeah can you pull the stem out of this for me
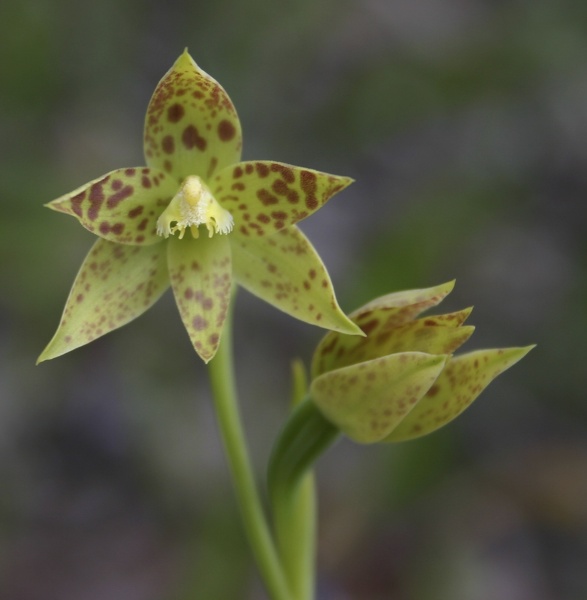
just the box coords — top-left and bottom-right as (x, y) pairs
(207, 299), (291, 600)
(268, 398), (340, 600)
(275, 361), (316, 600)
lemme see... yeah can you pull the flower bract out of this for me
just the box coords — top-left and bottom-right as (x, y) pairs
(310, 281), (534, 443)
(39, 50), (362, 364)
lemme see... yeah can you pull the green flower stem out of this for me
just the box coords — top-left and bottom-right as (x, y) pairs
(274, 362), (317, 600)
(268, 398), (340, 599)
(207, 299), (291, 600)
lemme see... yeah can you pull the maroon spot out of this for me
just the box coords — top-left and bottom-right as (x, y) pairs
(257, 189), (278, 206)
(286, 190), (299, 204)
(428, 384), (440, 397)
(361, 319), (380, 335)
(138, 218), (149, 231)
(233, 166), (243, 178)
(303, 281), (311, 290)
(128, 206), (143, 218)
(300, 170), (317, 193)
(232, 182), (245, 191)
(192, 316), (208, 331)
(209, 333), (219, 346)
(184, 288), (194, 299)
(163, 160), (172, 173)
(162, 135), (175, 154)
(141, 176), (152, 189)
(272, 179), (288, 195)
(76, 294), (84, 303)
(111, 179), (123, 191)
(271, 211), (287, 220)
(70, 191), (86, 217)
(309, 269), (316, 279)
(202, 297), (213, 310)
(271, 163), (295, 183)
(255, 163), (270, 178)
(218, 119), (236, 141)
(88, 183), (105, 221)
(124, 168), (136, 176)
(257, 213), (270, 223)
(305, 195), (318, 210)
(245, 164), (254, 174)
(167, 103), (185, 123)
(107, 185), (134, 209)
(207, 157), (218, 180)
(182, 125), (207, 151)
(111, 223), (125, 235)
(99, 222), (111, 234)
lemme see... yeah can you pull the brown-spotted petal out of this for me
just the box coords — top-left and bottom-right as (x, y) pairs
(38, 239), (169, 362)
(46, 167), (177, 245)
(167, 234), (232, 363)
(210, 161), (353, 237)
(311, 281), (457, 377)
(231, 226), (361, 335)
(144, 50), (242, 182)
(311, 353), (448, 444)
(385, 346), (536, 442)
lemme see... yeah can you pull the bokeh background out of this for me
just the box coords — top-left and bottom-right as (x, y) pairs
(1, 0), (586, 598)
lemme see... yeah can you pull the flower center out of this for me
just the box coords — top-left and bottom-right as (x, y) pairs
(156, 176), (234, 240)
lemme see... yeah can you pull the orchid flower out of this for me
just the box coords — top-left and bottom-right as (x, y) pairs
(310, 281), (534, 443)
(38, 50), (361, 364)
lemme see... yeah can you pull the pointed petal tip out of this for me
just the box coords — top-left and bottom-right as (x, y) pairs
(44, 199), (64, 212)
(348, 320), (367, 337)
(36, 341), (61, 365)
(444, 279), (456, 293)
(515, 344), (536, 359)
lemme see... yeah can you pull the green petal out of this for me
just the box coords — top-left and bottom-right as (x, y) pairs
(352, 280), (455, 324)
(144, 50), (242, 182)
(231, 226), (361, 335)
(38, 239), (169, 362)
(46, 167), (177, 245)
(385, 346), (536, 442)
(167, 234), (232, 363)
(312, 281), (456, 377)
(211, 161), (353, 237)
(311, 353), (448, 444)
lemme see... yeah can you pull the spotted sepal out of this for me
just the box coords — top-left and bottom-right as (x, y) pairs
(231, 226), (362, 335)
(310, 353), (448, 444)
(46, 168), (177, 246)
(385, 346), (535, 442)
(144, 49), (242, 183)
(312, 281), (457, 377)
(37, 239), (169, 362)
(167, 234), (232, 363)
(210, 161), (353, 237)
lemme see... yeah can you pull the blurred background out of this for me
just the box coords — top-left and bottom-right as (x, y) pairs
(1, 0), (586, 598)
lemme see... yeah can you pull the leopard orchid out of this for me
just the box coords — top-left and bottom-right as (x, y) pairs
(38, 50), (361, 364)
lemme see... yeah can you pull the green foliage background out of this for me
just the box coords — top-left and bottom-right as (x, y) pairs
(1, 0), (586, 598)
